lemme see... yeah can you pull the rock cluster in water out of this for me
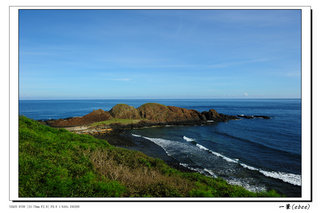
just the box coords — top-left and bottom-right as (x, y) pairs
(45, 103), (269, 128)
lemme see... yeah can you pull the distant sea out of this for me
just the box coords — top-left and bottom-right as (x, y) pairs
(19, 99), (301, 196)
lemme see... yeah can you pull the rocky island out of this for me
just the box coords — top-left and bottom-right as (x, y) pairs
(42, 103), (270, 136)
(40, 103), (270, 150)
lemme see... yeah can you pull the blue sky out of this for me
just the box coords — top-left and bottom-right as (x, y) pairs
(19, 9), (301, 99)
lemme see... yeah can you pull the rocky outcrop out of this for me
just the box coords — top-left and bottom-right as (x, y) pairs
(167, 106), (202, 122)
(201, 109), (238, 122)
(45, 103), (244, 128)
(47, 109), (112, 127)
(137, 103), (169, 122)
(109, 104), (140, 119)
(237, 115), (270, 119)
(201, 109), (220, 120)
(254, 115), (271, 119)
(137, 103), (202, 123)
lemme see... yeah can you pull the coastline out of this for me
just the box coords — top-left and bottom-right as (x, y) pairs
(93, 129), (193, 173)
(29, 101), (301, 197)
(20, 116), (284, 197)
(92, 128), (301, 197)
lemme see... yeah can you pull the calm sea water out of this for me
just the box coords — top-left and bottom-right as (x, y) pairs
(19, 99), (301, 196)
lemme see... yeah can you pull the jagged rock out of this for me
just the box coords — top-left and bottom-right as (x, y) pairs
(219, 113), (239, 121)
(201, 110), (238, 122)
(237, 115), (254, 119)
(254, 115), (271, 119)
(201, 109), (220, 120)
(237, 115), (270, 119)
(109, 104), (140, 119)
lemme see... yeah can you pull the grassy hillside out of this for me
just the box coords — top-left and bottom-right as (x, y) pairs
(19, 116), (280, 197)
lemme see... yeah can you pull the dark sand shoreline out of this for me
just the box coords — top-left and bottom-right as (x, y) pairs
(93, 130), (193, 173)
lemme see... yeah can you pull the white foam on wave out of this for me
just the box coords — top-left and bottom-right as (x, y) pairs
(240, 163), (301, 186)
(203, 168), (217, 178)
(196, 143), (209, 151)
(180, 164), (266, 193)
(132, 134), (174, 156)
(179, 163), (203, 173)
(179, 163), (189, 168)
(142, 136), (179, 157)
(197, 144), (301, 186)
(133, 133), (301, 186)
(240, 163), (258, 171)
(196, 144), (239, 163)
(259, 170), (301, 186)
(179, 163), (217, 178)
(183, 136), (195, 142)
(180, 164), (265, 192)
(227, 179), (266, 193)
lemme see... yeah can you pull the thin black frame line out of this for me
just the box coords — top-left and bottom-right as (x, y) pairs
(17, 9), (20, 202)
(310, 9), (313, 202)
(9, 6), (312, 8)
(10, 8), (310, 11)
(12, 7), (312, 202)
(12, 200), (312, 203)
(8, 6), (11, 202)
(300, 8), (302, 199)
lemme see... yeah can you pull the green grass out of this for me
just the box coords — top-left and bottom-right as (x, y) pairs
(19, 116), (281, 197)
(90, 118), (142, 127)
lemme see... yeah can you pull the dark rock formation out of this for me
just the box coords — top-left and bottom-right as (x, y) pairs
(109, 104), (140, 119)
(254, 115), (271, 119)
(237, 115), (254, 119)
(201, 109), (220, 120)
(137, 103), (202, 123)
(237, 115), (270, 119)
(167, 106), (202, 122)
(47, 109), (112, 127)
(201, 109), (238, 122)
(218, 113), (239, 121)
(138, 103), (170, 122)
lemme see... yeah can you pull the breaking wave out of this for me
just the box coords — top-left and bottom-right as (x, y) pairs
(195, 143), (301, 186)
(132, 133), (301, 186)
(240, 163), (301, 186)
(183, 136), (195, 142)
(196, 144), (239, 163)
(179, 163), (217, 178)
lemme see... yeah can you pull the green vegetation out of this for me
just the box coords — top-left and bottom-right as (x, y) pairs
(19, 116), (281, 197)
(109, 104), (141, 119)
(139, 103), (168, 108)
(90, 118), (142, 127)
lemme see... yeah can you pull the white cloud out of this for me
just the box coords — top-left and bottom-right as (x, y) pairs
(111, 78), (131, 81)
(284, 71), (300, 77)
(244, 92), (249, 97)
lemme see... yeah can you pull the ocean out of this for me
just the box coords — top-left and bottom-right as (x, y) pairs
(19, 99), (301, 196)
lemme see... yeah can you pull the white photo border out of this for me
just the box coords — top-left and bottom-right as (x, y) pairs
(9, 6), (312, 202)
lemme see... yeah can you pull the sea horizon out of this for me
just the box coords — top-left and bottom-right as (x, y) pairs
(19, 97), (302, 101)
